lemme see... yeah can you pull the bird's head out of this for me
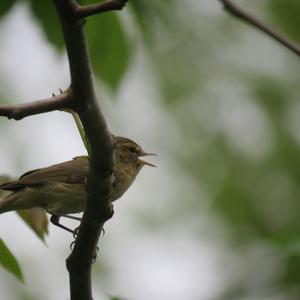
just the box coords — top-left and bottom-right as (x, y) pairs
(114, 136), (156, 172)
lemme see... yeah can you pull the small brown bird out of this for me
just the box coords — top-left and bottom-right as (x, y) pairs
(0, 136), (155, 230)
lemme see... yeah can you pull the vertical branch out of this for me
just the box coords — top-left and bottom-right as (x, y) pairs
(52, 1), (117, 299)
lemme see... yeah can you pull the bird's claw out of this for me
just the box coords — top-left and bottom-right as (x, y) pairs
(70, 240), (76, 250)
(73, 226), (80, 239)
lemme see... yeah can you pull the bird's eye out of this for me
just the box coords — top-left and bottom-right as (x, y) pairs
(129, 146), (137, 154)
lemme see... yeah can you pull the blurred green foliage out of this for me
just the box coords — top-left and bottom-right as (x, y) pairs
(81, 0), (131, 89)
(268, 0), (300, 43)
(129, 1), (300, 297)
(85, 12), (131, 90)
(109, 297), (123, 300)
(29, 0), (64, 49)
(0, 0), (131, 90)
(0, 0), (17, 18)
(0, 239), (23, 282)
(17, 209), (49, 241)
(131, 0), (201, 103)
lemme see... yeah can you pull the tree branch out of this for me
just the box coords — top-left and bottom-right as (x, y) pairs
(219, 0), (300, 57)
(52, 1), (116, 299)
(0, 90), (73, 120)
(75, 0), (129, 19)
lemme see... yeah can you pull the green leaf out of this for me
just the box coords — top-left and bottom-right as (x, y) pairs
(0, 239), (23, 282)
(17, 208), (49, 242)
(0, 0), (16, 19)
(86, 13), (131, 90)
(28, 0), (64, 50)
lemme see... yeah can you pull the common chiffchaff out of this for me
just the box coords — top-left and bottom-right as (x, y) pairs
(0, 136), (155, 216)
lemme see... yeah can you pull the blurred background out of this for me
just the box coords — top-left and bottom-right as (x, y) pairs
(1, 0), (300, 299)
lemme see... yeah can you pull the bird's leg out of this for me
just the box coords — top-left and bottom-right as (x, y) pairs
(50, 214), (105, 237)
(54, 214), (82, 237)
(58, 214), (82, 221)
(50, 215), (75, 234)
(59, 214), (106, 236)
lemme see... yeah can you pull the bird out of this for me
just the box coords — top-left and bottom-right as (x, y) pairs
(0, 136), (155, 232)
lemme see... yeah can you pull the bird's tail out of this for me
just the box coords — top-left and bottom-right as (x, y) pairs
(0, 193), (14, 214)
(0, 175), (15, 214)
(0, 198), (6, 213)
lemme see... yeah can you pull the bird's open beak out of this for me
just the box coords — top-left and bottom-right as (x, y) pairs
(138, 152), (157, 167)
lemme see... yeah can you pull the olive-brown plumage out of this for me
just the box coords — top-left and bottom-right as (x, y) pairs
(0, 136), (155, 215)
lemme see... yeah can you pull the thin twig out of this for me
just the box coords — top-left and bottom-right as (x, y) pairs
(219, 0), (300, 57)
(0, 90), (73, 120)
(75, 0), (129, 19)
(62, 109), (91, 154)
(69, 110), (91, 154)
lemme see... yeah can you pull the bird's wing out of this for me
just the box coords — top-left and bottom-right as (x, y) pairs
(0, 156), (89, 191)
